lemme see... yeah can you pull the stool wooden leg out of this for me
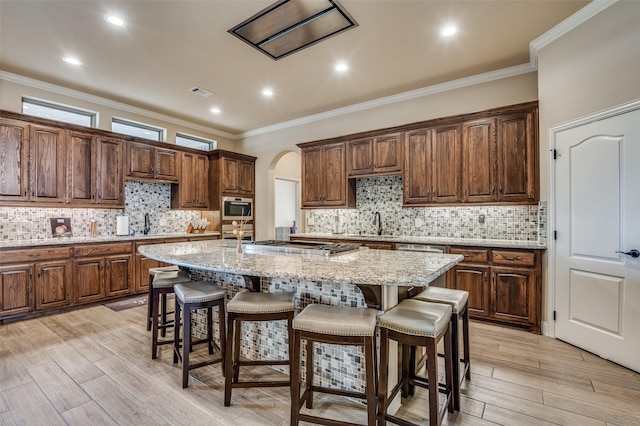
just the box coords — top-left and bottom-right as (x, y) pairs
(462, 306), (471, 380)
(233, 319), (241, 383)
(377, 327), (389, 426)
(160, 293), (168, 337)
(207, 307), (214, 355)
(173, 302), (181, 365)
(450, 312), (461, 411)
(403, 343), (413, 398)
(444, 323), (454, 414)
(290, 329), (301, 426)
(224, 313), (235, 407)
(151, 288), (161, 359)
(147, 277), (153, 331)
(182, 304), (191, 389)
(426, 337), (439, 426)
(305, 339), (314, 409)
(218, 302), (226, 375)
(364, 335), (376, 426)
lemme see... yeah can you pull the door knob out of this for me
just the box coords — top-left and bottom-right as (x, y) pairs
(616, 249), (640, 258)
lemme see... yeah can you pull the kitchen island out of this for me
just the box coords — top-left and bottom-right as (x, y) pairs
(139, 239), (462, 401)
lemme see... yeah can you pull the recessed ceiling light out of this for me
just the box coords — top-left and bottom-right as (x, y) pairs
(335, 62), (349, 72)
(62, 56), (82, 65)
(105, 15), (126, 26)
(441, 25), (457, 37)
(210, 107), (221, 114)
(262, 88), (274, 97)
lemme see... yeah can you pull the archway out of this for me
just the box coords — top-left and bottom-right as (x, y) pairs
(264, 150), (301, 240)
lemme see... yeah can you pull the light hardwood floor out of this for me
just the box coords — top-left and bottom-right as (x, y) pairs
(1, 302), (639, 426)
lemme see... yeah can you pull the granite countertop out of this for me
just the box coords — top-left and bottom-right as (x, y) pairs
(138, 239), (463, 288)
(291, 233), (546, 250)
(0, 232), (220, 249)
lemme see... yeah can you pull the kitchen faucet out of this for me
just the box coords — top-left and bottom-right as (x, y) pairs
(143, 213), (151, 235)
(373, 211), (383, 236)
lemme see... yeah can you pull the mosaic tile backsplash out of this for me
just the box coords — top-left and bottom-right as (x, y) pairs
(0, 181), (202, 240)
(307, 175), (547, 244)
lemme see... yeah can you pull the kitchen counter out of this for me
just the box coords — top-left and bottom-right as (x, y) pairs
(291, 232), (546, 250)
(0, 232), (220, 249)
(138, 239), (462, 291)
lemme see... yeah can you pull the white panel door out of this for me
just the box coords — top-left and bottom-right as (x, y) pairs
(555, 108), (640, 373)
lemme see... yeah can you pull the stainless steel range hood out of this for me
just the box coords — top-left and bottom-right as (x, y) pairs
(243, 239), (361, 255)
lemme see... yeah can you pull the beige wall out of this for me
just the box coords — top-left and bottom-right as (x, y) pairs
(538, 0), (640, 332)
(0, 78), (238, 150)
(243, 72), (539, 240)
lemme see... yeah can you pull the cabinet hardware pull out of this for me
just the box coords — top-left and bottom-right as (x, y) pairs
(28, 253), (41, 257)
(505, 256), (517, 261)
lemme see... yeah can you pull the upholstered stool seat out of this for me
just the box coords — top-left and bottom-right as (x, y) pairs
(413, 287), (470, 411)
(291, 304), (378, 426)
(146, 265), (181, 331)
(224, 291), (296, 407)
(172, 281), (227, 388)
(378, 299), (454, 426)
(150, 269), (192, 359)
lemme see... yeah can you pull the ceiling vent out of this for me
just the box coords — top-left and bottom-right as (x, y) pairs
(189, 87), (213, 97)
(228, 0), (357, 60)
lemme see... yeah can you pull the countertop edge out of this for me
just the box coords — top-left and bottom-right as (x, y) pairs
(0, 232), (220, 249)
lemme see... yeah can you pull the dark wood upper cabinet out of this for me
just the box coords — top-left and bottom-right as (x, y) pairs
(346, 133), (403, 177)
(431, 125), (462, 203)
(172, 152), (209, 209)
(0, 118), (29, 202)
(208, 150), (256, 210)
(96, 138), (125, 207)
(126, 142), (179, 182)
(462, 118), (497, 203)
(300, 142), (355, 208)
(497, 111), (538, 202)
(403, 128), (432, 205)
(29, 124), (67, 203)
(67, 131), (97, 205)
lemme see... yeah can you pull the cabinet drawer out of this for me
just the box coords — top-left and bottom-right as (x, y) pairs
(492, 250), (536, 266)
(448, 247), (489, 263)
(74, 243), (132, 257)
(2, 247), (71, 263)
(135, 239), (165, 249)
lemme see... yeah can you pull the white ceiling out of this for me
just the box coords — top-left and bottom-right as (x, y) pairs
(0, 1), (589, 136)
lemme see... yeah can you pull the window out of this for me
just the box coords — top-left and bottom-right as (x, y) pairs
(112, 117), (164, 141)
(22, 98), (96, 127)
(176, 133), (217, 151)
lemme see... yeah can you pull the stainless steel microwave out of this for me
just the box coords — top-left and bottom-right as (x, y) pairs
(222, 196), (253, 221)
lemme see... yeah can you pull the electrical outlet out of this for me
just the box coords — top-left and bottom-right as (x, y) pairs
(415, 218), (423, 227)
(307, 216), (314, 226)
(478, 213), (487, 228)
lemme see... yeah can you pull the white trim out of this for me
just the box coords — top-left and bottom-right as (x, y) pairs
(546, 98), (640, 339)
(1, 71), (239, 140)
(529, 0), (618, 67)
(243, 63), (536, 137)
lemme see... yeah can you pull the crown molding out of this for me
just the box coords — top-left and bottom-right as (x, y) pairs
(529, 0), (618, 67)
(0, 71), (240, 140)
(243, 62), (536, 138)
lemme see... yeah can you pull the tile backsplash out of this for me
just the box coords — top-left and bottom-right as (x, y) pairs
(307, 175), (547, 243)
(0, 181), (202, 240)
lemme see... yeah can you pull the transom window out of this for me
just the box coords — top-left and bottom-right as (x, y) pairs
(22, 98), (97, 127)
(176, 133), (217, 151)
(112, 117), (165, 141)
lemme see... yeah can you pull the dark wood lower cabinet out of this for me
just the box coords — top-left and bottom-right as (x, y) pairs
(449, 265), (490, 318)
(105, 255), (132, 297)
(491, 266), (537, 327)
(34, 260), (72, 310)
(74, 258), (105, 304)
(0, 264), (33, 319)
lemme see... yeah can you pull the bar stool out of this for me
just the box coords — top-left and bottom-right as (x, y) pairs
(290, 304), (378, 426)
(146, 265), (180, 331)
(172, 280), (226, 388)
(413, 287), (470, 411)
(150, 268), (192, 359)
(224, 291), (296, 407)
(378, 299), (454, 426)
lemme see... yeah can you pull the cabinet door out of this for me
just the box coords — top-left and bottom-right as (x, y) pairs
(431, 125), (462, 203)
(301, 146), (324, 207)
(155, 148), (179, 182)
(497, 111), (537, 202)
(67, 131), (96, 205)
(322, 143), (347, 206)
(105, 255), (132, 297)
(462, 119), (497, 202)
(178, 152), (196, 207)
(373, 133), (403, 174)
(127, 142), (155, 179)
(29, 124), (66, 203)
(135, 255), (162, 293)
(194, 154), (209, 208)
(74, 258), (105, 304)
(0, 264), (33, 318)
(238, 160), (254, 195)
(222, 157), (239, 193)
(491, 266), (537, 326)
(0, 119), (30, 202)
(96, 138), (124, 206)
(403, 128), (432, 205)
(449, 265), (490, 318)
(347, 138), (373, 177)
(34, 260), (72, 310)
